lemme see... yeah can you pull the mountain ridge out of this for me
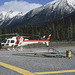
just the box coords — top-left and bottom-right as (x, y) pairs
(22, 0), (75, 26)
(0, 0), (75, 28)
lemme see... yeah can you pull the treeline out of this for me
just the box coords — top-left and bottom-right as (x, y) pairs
(0, 16), (75, 41)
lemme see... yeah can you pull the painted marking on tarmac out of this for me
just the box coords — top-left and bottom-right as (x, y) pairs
(0, 62), (75, 75)
(34, 69), (75, 75)
(0, 62), (36, 75)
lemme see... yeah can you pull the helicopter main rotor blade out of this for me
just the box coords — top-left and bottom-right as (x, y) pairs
(0, 33), (19, 36)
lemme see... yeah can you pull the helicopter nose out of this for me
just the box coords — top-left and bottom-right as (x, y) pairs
(0, 43), (2, 49)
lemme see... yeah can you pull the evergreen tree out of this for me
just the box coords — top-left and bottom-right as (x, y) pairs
(67, 17), (73, 41)
(34, 25), (38, 35)
(9, 28), (14, 33)
(15, 27), (20, 33)
(0, 29), (2, 41)
(69, 18), (73, 40)
(23, 25), (27, 34)
(0, 29), (2, 35)
(56, 20), (60, 40)
(2, 27), (7, 34)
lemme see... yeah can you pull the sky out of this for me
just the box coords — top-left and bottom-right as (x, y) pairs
(0, 0), (54, 14)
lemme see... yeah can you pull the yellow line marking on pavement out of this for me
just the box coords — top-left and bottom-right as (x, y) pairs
(34, 69), (75, 75)
(0, 62), (75, 75)
(0, 62), (36, 75)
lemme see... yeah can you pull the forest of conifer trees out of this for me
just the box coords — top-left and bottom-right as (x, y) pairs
(0, 16), (75, 42)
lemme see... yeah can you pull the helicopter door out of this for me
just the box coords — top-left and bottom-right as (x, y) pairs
(19, 37), (23, 45)
(6, 40), (10, 45)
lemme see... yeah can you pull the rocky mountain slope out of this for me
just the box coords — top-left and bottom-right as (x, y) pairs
(23, 0), (75, 26)
(0, 0), (75, 28)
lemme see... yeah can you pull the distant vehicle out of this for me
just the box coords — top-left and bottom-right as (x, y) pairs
(0, 33), (51, 49)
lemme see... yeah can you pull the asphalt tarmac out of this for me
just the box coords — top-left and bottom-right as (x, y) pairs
(0, 46), (75, 75)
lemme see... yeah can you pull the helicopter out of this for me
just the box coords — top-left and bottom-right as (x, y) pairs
(0, 33), (51, 50)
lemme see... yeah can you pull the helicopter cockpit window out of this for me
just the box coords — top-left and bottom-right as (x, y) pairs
(7, 40), (10, 43)
(2, 40), (7, 43)
(11, 40), (14, 43)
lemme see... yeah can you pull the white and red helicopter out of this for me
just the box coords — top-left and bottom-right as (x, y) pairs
(0, 33), (51, 49)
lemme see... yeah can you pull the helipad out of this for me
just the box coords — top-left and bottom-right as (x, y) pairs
(0, 47), (75, 75)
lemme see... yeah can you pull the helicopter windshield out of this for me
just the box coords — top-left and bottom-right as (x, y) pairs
(2, 40), (7, 43)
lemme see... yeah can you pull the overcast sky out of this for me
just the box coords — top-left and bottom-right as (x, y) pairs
(0, 0), (54, 14)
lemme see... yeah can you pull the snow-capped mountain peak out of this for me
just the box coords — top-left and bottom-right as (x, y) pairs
(0, 11), (25, 20)
(26, 0), (75, 19)
(24, 0), (75, 26)
(67, 0), (75, 8)
(0, 0), (75, 28)
(45, 0), (75, 9)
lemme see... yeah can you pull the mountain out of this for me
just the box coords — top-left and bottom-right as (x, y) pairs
(23, 0), (75, 26)
(0, 11), (25, 28)
(0, 0), (75, 28)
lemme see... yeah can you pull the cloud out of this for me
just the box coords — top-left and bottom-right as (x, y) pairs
(0, 0), (42, 14)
